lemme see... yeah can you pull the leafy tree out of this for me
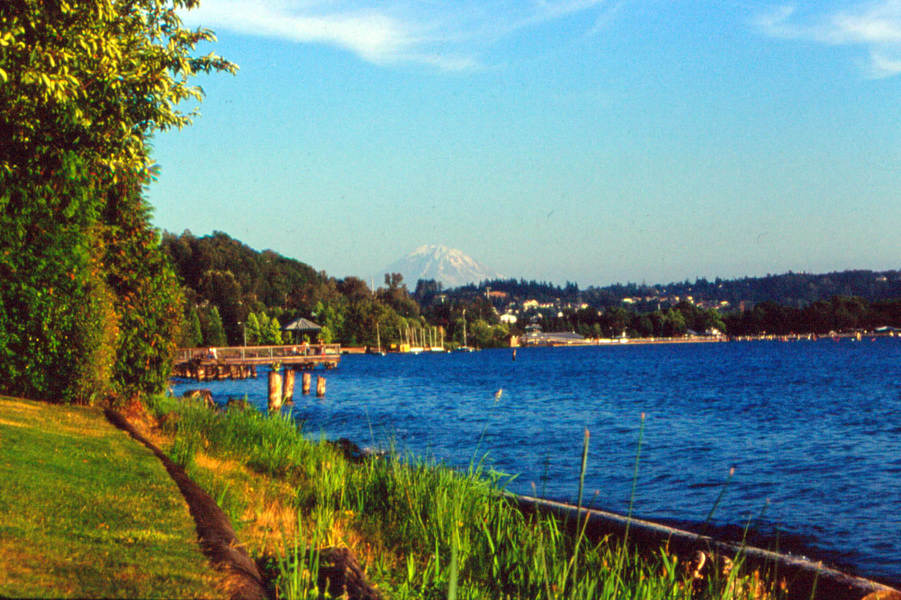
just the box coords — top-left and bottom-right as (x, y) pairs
(634, 314), (654, 337)
(265, 316), (283, 345)
(201, 306), (227, 347)
(245, 312), (262, 345)
(379, 274), (420, 318)
(413, 279), (443, 302)
(0, 1), (234, 403)
(1, 0), (234, 179)
(318, 325), (335, 344)
(313, 300), (345, 342)
(662, 308), (687, 337)
(337, 277), (372, 303)
(198, 269), (245, 344)
(100, 181), (184, 398)
(0, 152), (118, 403)
(180, 305), (203, 348)
(603, 306), (629, 337)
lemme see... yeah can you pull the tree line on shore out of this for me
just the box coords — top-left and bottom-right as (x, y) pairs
(163, 231), (901, 351)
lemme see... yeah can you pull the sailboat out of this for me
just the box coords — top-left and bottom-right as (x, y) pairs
(457, 308), (476, 352)
(368, 321), (386, 356)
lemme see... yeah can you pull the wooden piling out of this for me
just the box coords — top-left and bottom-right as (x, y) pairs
(302, 371), (311, 395)
(283, 369), (296, 403)
(268, 369), (283, 411)
(316, 375), (326, 398)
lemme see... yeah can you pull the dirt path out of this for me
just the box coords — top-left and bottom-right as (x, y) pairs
(104, 408), (269, 600)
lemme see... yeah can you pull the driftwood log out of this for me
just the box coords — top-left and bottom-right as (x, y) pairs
(318, 547), (382, 600)
(183, 389), (214, 408)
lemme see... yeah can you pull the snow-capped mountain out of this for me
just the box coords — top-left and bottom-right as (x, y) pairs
(380, 245), (503, 289)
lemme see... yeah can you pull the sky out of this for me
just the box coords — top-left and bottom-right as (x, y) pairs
(148, 0), (901, 287)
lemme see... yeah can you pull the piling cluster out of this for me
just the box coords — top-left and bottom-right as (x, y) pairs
(267, 369), (326, 410)
(174, 358), (329, 413)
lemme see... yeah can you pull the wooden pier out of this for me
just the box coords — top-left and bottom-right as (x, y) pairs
(173, 344), (340, 381)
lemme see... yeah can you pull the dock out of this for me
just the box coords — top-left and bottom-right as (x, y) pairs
(173, 344), (340, 381)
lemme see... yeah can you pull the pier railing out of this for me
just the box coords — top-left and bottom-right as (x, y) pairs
(175, 344), (342, 365)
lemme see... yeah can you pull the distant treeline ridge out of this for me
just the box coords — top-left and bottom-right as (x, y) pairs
(162, 231), (901, 348)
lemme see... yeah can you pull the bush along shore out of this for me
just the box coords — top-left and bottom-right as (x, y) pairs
(137, 394), (808, 600)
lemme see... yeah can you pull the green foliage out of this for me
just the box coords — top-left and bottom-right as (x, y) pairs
(318, 325), (334, 343)
(180, 305), (204, 348)
(245, 312), (262, 345)
(67, 265), (120, 404)
(312, 300), (344, 341)
(723, 295), (901, 336)
(378, 274), (421, 318)
(161, 231), (321, 343)
(0, 152), (117, 403)
(243, 311), (284, 345)
(162, 231), (443, 347)
(201, 306), (227, 347)
(0, 1), (233, 402)
(101, 181), (183, 399)
(265, 314), (284, 345)
(0, 0), (235, 180)
(149, 395), (787, 600)
(198, 269), (245, 343)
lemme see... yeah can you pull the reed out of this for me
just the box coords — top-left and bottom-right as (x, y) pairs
(148, 394), (787, 599)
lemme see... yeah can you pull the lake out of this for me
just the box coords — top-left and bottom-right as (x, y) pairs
(171, 338), (901, 586)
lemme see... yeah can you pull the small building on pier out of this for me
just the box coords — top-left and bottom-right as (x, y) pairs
(282, 317), (322, 342)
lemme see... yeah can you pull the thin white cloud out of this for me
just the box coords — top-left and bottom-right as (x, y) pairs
(185, 0), (610, 70)
(756, 1), (901, 77)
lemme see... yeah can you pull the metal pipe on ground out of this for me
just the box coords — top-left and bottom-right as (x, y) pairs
(511, 494), (899, 600)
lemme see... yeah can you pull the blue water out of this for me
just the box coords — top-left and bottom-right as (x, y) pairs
(171, 339), (901, 585)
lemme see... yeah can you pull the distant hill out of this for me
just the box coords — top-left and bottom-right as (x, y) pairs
(448, 269), (901, 309)
(595, 269), (901, 308)
(380, 245), (503, 289)
(160, 230), (900, 345)
(161, 230), (321, 308)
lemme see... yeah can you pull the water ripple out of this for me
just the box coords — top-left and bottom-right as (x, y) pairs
(172, 339), (901, 586)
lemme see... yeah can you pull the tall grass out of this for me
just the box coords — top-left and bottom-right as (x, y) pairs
(148, 395), (786, 600)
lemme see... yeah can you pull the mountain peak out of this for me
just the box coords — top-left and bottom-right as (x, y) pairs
(381, 245), (503, 289)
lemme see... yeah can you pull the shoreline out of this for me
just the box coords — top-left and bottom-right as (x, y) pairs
(513, 494), (900, 599)
(338, 331), (899, 354)
(167, 337), (901, 589)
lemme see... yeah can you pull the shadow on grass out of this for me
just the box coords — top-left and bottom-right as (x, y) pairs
(104, 408), (270, 600)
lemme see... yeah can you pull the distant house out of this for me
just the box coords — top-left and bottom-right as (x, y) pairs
(500, 312), (518, 324)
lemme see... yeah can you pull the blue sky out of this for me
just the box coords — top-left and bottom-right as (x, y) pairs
(148, 0), (901, 287)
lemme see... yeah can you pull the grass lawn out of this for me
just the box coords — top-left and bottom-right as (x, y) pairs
(0, 395), (221, 599)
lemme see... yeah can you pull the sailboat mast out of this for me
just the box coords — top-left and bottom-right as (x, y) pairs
(462, 308), (467, 347)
